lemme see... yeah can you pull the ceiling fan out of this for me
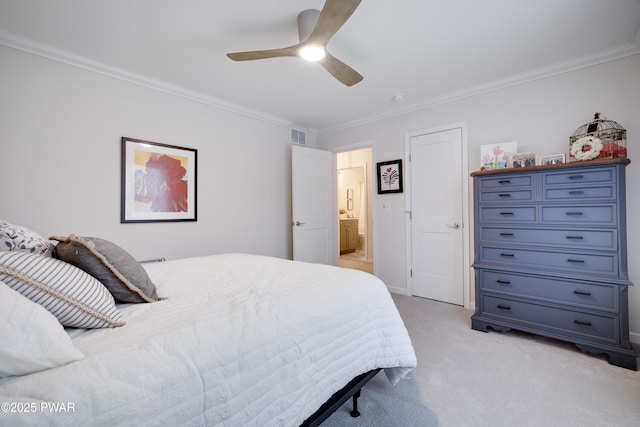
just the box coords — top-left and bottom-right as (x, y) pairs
(226, 0), (363, 87)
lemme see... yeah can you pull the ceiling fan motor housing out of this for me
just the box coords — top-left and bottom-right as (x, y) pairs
(298, 9), (321, 42)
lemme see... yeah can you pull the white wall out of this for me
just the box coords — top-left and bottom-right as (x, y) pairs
(317, 54), (640, 342)
(0, 45), (293, 261)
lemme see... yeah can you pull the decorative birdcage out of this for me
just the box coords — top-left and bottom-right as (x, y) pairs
(569, 113), (627, 161)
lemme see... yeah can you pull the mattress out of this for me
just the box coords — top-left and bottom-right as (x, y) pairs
(0, 253), (416, 426)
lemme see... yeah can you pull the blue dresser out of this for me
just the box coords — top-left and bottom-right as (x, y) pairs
(471, 158), (636, 370)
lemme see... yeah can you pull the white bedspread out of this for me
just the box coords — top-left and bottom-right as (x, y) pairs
(0, 253), (416, 426)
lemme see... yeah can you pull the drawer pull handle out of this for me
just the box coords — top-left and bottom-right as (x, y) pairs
(498, 193), (511, 198)
(565, 211), (584, 216)
(574, 320), (592, 326)
(499, 212), (514, 216)
(573, 290), (592, 296)
(497, 304), (511, 310)
(566, 235), (584, 240)
(498, 180), (511, 184)
(568, 190), (585, 195)
(496, 280), (511, 285)
(568, 175), (585, 180)
(499, 233), (514, 237)
(500, 253), (515, 258)
(567, 259), (585, 263)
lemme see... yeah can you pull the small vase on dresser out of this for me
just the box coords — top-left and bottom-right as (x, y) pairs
(471, 158), (636, 370)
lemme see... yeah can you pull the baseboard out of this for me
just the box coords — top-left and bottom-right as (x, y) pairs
(387, 285), (408, 296)
(629, 331), (640, 345)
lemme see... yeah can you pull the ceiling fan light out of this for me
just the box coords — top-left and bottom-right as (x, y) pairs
(300, 45), (325, 62)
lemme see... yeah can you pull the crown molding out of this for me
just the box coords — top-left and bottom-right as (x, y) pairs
(0, 30), (292, 128)
(320, 42), (640, 135)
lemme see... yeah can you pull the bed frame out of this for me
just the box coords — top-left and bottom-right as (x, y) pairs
(300, 368), (381, 427)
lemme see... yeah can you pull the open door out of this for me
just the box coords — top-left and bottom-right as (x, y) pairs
(292, 145), (336, 264)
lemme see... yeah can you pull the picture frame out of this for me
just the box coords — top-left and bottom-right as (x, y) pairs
(121, 137), (197, 223)
(347, 199), (354, 210)
(347, 188), (354, 200)
(480, 142), (517, 170)
(512, 152), (537, 168)
(377, 159), (403, 194)
(539, 153), (566, 165)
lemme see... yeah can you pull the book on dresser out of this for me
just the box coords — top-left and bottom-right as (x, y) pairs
(470, 158), (636, 370)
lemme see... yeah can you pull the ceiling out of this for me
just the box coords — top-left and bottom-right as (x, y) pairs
(1, 0), (639, 132)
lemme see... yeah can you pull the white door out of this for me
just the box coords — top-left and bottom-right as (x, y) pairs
(292, 145), (335, 264)
(408, 127), (464, 305)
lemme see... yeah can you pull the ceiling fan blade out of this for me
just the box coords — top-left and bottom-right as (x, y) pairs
(227, 45), (300, 61)
(319, 53), (363, 86)
(307, 0), (362, 45)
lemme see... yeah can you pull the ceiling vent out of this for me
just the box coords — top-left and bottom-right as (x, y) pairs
(291, 128), (306, 145)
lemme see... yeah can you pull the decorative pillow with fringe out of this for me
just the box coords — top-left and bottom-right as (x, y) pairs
(51, 235), (161, 303)
(0, 251), (125, 328)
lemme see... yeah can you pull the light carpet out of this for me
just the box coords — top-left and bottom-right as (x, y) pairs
(323, 294), (640, 427)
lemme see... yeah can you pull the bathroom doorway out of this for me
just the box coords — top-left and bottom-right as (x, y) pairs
(337, 148), (373, 274)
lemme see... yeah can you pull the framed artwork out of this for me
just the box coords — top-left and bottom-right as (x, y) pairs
(377, 159), (403, 194)
(347, 199), (354, 210)
(347, 189), (354, 200)
(121, 137), (197, 223)
(539, 154), (566, 165)
(512, 152), (537, 168)
(480, 142), (517, 170)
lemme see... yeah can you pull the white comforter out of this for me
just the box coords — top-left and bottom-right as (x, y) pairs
(0, 253), (416, 426)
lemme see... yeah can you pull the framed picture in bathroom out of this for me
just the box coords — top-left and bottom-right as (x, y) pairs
(377, 160), (403, 194)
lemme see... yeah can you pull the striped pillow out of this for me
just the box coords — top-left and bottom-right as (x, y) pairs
(0, 251), (125, 328)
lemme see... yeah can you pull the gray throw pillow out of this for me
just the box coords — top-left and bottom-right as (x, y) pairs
(51, 234), (161, 303)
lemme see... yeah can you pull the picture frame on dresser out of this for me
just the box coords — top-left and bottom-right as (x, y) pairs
(539, 154), (566, 165)
(121, 137), (197, 223)
(470, 158), (636, 370)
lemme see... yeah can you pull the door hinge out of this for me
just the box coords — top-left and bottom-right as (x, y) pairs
(405, 210), (412, 220)
(410, 269), (413, 277)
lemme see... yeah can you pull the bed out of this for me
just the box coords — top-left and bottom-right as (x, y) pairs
(0, 224), (416, 426)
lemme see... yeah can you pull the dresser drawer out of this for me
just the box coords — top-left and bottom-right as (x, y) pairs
(543, 185), (615, 202)
(479, 227), (617, 251)
(478, 174), (533, 189)
(481, 295), (617, 343)
(479, 246), (618, 276)
(543, 168), (615, 186)
(479, 206), (536, 223)
(479, 270), (617, 311)
(478, 189), (534, 203)
(540, 205), (616, 225)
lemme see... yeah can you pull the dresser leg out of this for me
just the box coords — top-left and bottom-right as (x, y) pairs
(575, 343), (638, 371)
(471, 316), (512, 333)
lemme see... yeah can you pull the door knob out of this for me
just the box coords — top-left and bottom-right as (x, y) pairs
(446, 223), (461, 229)
(295, 221), (306, 226)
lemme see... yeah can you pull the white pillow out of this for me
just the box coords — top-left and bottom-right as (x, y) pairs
(0, 281), (85, 377)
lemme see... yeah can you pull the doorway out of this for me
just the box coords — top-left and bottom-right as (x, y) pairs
(336, 148), (373, 274)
